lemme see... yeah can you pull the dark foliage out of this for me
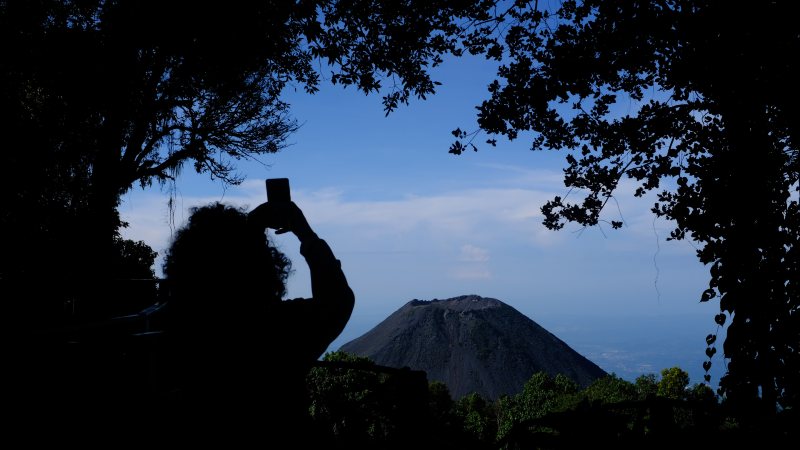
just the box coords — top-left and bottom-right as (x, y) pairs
(307, 351), (469, 449)
(4, 0), (797, 421)
(308, 358), (798, 448)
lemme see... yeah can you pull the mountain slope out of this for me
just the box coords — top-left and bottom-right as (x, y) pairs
(340, 295), (607, 400)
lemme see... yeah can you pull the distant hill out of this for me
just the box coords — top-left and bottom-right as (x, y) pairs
(339, 295), (607, 400)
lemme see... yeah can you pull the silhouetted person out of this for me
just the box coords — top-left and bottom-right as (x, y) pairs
(160, 200), (354, 445)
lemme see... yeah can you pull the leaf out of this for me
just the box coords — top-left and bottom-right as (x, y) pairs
(705, 347), (717, 358)
(705, 334), (716, 345)
(703, 361), (712, 371)
(714, 313), (726, 326)
(704, 374), (711, 383)
(700, 289), (715, 302)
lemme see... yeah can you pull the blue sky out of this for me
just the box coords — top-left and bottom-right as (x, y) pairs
(119, 56), (727, 386)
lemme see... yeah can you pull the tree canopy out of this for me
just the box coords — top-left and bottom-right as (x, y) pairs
(446, 0), (799, 414)
(0, 0), (490, 284)
(2, 0), (306, 282)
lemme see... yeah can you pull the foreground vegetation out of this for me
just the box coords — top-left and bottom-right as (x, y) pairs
(307, 351), (796, 448)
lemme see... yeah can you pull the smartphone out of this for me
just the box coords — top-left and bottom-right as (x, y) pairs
(266, 178), (291, 203)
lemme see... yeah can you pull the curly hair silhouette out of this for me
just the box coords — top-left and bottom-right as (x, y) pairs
(163, 202), (290, 331)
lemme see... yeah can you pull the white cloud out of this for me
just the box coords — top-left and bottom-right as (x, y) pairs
(292, 186), (566, 249)
(119, 179), (566, 277)
(118, 172), (704, 313)
(444, 244), (493, 280)
(118, 172), (683, 275)
(126, 163), (672, 250)
(459, 244), (490, 262)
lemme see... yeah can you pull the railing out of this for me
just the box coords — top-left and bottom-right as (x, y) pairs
(4, 278), (166, 333)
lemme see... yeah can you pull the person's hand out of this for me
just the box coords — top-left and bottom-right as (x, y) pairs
(248, 201), (317, 241)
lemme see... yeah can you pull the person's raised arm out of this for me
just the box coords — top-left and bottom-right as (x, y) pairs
(248, 201), (354, 353)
